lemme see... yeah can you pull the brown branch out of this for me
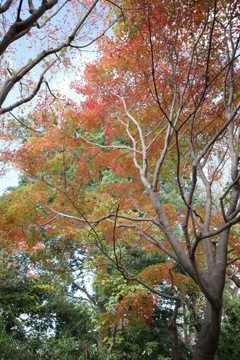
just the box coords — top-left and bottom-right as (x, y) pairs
(146, 4), (171, 124)
(16, 0), (23, 20)
(10, 111), (42, 133)
(117, 263), (180, 301)
(72, 281), (96, 306)
(38, 0), (69, 28)
(138, 229), (179, 262)
(227, 257), (240, 266)
(0, 0), (100, 112)
(0, 0), (13, 14)
(112, 205), (120, 268)
(0, 0), (59, 55)
(0, 65), (52, 114)
(189, 214), (240, 254)
(69, 18), (118, 49)
(28, 0), (37, 14)
(231, 274), (240, 288)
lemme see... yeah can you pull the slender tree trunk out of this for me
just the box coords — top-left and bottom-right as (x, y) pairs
(168, 323), (181, 360)
(168, 300), (181, 360)
(193, 301), (221, 360)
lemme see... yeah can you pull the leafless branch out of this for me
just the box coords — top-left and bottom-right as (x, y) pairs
(117, 262), (180, 301)
(10, 111), (42, 133)
(0, 0), (101, 114)
(0, 65), (52, 114)
(0, 0), (13, 14)
(38, 0), (69, 28)
(138, 229), (179, 262)
(72, 281), (96, 305)
(78, 133), (140, 153)
(0, 0), (59, 55)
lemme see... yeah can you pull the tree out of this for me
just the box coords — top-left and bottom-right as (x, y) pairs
(0, 243), (99, 359)
(0, 0), (240, 359)
(0, 0), (118, 121)
(91, 245), (197, 359)
(216, 282), (240, 360)
(71, 1), (239, 358)
(0, 178), (196, 358)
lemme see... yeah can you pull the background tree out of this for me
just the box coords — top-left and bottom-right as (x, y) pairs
(0, 242), (99, 359)
(0, 213), (193, 359)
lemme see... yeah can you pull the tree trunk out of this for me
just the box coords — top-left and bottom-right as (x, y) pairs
(193, 301), (221, 360)
(168, 299), (181, 360)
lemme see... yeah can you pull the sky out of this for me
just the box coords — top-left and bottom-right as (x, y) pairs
(0, 168), (19, 195)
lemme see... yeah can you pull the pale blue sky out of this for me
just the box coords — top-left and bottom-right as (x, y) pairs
(0, 168), (19, 195)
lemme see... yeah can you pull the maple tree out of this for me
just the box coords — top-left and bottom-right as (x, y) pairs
(71, 1), (239, 358)
(0, 0), (240, 359)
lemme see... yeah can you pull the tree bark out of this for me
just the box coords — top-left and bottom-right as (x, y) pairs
(168, 300), (181, 360)
(193, 301), (221, 360)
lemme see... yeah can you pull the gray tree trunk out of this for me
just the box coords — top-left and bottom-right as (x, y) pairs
(193, 301), (221, 360)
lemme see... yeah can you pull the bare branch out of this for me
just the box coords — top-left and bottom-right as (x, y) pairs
(191, 214), (240, 243)
(78, 133), (141, 154)
(138, 229), (179, 262)
(117, 263), (180, 301)
(0, 0), (59, 55)
(0, 0), (100, 112)
(194, 101), (240, 166)
(72, 281), (96, 305)
(227, 257), (240, 266)
(0, 0), (13, 14)
(38, 0), (69, 28)
(10, 111), (42, 133)
(0, 65), (52, 114)
(28, 0), (37, 15)
(47, 207), (159, 227)
(231, 274), (240, 288)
